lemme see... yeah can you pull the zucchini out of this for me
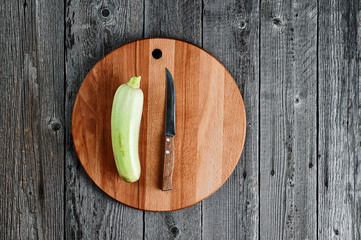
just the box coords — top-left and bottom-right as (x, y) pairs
(111, 76), (143, 183)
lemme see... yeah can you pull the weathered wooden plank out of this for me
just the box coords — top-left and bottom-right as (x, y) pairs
(0, 0), (64, 239)
(143, 1), (202, 239)
(318, 0), (361, 239)
(65, 0), (144, 239)
(144, 0), (202, 45)
(201, 0), (259, 239)
(259, 0), (317, 239)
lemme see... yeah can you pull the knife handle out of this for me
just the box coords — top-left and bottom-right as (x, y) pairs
(162, 136), (174, 191)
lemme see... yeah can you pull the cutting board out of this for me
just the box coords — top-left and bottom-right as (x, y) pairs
(72, 38), (246, 211)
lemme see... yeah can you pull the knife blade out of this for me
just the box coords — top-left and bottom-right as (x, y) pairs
(165, 68), (176, 136)
(162, 68), (176, 191)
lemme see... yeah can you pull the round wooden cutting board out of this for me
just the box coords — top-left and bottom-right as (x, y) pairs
(72, 38), (246, 211)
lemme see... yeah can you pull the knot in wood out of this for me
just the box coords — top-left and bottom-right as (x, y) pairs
(101, 8), (110, 17)
(239, 20), (247, 29)
(272, 18), (282, 27)
(170, 226), (180, 237)
(98, 4), (114, 21)
(49, 119), (61, 131)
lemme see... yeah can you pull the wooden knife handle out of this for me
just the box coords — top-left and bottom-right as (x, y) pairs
(162, 136), (174, 191)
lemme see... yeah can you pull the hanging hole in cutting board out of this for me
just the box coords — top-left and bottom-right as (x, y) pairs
(152, 49), (162, 59)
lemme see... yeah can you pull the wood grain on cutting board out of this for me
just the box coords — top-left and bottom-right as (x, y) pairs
(72, 38), (246, 211)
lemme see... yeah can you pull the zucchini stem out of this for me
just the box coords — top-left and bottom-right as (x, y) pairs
(127, 76), (141, 89)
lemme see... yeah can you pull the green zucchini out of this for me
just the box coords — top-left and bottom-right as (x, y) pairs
(111, 76), (143, 183)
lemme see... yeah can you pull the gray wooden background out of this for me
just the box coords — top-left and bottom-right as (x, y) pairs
(1, 0), (360, 239)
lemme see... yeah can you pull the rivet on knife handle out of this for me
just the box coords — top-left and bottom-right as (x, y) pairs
(163, 136), (174, 191)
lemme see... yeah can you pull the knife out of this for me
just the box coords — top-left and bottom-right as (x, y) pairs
(162, 68), (176, 191)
